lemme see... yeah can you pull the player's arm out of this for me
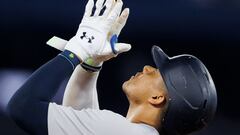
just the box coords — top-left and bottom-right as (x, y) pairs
(62, 65), (100, 109)
(47, 0), (130, 110)
(7, 0), (130, 134)
(46, 38), (101, 110)
(7, 51), (80, 135)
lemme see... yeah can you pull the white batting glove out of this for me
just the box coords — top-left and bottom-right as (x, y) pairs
(59, 0), (131, 66)
(47, 7), (130, 55)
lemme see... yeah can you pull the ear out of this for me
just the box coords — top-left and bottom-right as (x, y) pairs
(148, 94), (165, 106)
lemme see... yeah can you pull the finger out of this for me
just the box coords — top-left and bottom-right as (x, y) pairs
(100, 42), (131, 58)
(115, 8), (130, 36)
(83, 0), (94, 17)
(101, 42), (115, 56)
(107, 0), (123, 24)
(46, 36), (68, 51)
(102, 0), (115, 17)
(114, 43), (131, 53)
(94, 0), (105, 16)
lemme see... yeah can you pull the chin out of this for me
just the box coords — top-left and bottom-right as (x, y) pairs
(122, 79), (131, 92)
(122, 81), (128, 91)
(122, 76), (136, 92)
(122, 81), (132, 101)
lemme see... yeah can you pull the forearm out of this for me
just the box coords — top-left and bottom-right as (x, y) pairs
(47, 0), (130, 111)
(7, 50), (80, 135)
(63, 65), (100, 110)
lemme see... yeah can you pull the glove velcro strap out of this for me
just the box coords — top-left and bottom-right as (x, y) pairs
(81, 62), (102, 72)
(110, 34), (118, 55)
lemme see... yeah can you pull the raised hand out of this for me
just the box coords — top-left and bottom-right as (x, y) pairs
(62, 0), (131, 66)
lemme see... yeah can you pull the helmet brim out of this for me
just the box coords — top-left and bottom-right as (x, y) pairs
(151, 45), (170, 70)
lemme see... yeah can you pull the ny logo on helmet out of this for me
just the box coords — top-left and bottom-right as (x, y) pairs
(80, 32), (95, 43)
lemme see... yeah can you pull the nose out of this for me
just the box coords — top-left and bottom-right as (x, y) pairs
(143, 65), (156, 73)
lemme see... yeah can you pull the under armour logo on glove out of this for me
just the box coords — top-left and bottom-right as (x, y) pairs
(80, 32), (95, 43)
(64, 0), (131, 63)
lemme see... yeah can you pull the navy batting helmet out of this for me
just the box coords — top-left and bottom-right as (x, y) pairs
(151, 46), (217, 135)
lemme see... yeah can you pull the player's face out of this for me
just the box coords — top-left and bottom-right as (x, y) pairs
(122, 65), (167, 104)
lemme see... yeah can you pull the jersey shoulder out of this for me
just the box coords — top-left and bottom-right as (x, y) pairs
(48, 103), (159, 135)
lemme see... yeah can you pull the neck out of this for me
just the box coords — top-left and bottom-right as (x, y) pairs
(126, 103), (163, 129)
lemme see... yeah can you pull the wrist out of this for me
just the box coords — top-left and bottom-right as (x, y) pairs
(81, 62), (102, 72)
(84, 58), (103, 67)
(81, 58), (103, 73)
(59, 50), (82, 69)
(64, 37), (89, 62)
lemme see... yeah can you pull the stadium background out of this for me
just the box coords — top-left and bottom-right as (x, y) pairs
(0, 0), (240, 134)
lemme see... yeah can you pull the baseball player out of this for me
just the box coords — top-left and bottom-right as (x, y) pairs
(7, 0), (217, 135)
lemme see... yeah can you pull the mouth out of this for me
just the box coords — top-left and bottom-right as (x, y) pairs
(129, 72), (142, 80)
(129, 76), (134, 80)
(135, 72), (143, 77)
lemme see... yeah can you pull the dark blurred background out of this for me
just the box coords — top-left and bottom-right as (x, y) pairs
(0, 0), (240, 134)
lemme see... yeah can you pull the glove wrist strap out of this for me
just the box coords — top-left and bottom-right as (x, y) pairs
(81, 62), (102, 72)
